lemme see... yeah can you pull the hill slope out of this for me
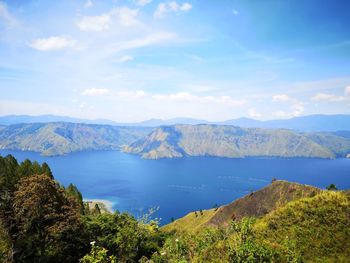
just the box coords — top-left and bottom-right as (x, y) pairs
(254, 190), (350, 262)
(0, 122), (152, 156)
(124, 124), (350, 159)
(162, 180), (321, 233)
(160, 185), (350, 262)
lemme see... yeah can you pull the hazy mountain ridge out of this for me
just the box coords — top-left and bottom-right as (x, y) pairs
(124, 124), (350, 159)
(1, 114), (350, 131)
(1, 122), (350, 158)
(0, 122), (152, 156)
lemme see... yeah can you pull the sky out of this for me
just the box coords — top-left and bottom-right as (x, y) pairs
(0, 0), (350, 122)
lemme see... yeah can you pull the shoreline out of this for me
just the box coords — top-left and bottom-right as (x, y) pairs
(84, 199), (114, 213)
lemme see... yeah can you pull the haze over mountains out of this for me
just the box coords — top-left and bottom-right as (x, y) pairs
(1, 121), (350, 159)
(0, 123), (151, 156)
(124, 124), (350, 159)
(1, 114), (350, 132)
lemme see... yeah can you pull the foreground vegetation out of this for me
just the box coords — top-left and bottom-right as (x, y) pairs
(1, 154), (349, 262)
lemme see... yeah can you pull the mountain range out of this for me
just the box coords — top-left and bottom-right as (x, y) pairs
(123, 124), (350, 159)
(0, 122), (151, 156)
(1, 122), (350, 158)
(1, 114), (350, 131)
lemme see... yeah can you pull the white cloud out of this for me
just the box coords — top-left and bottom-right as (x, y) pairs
(345, 86), (350, 96)
(84, 0), (93, 8)
(154, 2), (192, 18)
(111, 31), (176, 52)
(117, 55), (134, 63)
(82, 88), (110, 96)
(135, 90), (145, 97)
(116, 7), (139, 26)
(135, 0), (152, 6)
(77, 14), (111, 31)
(248, 108), (261, 118)
(0, 2), (18, 27)
(272, 94), (290, 102)
(151, 92), (246, 106)
(292, 103), (304, 116)
(77, 7), (139, 32)
(29, 36), (77, 51)
(232, 9), (239, 15)
(273, 103), (304, 119)
(311, 93), (346, 102)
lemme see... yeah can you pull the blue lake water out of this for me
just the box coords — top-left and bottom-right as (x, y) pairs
(1, 150), (350, 225)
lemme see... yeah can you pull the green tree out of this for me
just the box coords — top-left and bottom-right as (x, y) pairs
(80, 244), (117, 263)
(83, 212), (165, 262)
(12, 175), (88, 262)
(326, 184), (338, 191)
(41, 162), (53, 179)
(92, 204), (101, 216)
(18, 159), (33, 178)
(30, 161), (42, 175)
(66, 183), (85, 214)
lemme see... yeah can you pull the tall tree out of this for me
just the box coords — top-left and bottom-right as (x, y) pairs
(65, 183), (85, 214)
(12, 175), (88, 262)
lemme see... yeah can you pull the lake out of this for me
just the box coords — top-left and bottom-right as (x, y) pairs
(1, 150), (349, 225)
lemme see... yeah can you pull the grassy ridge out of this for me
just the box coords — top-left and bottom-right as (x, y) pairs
(254, 190), (350, 262)
(158, 182), (350, 262)
(161, 180), (321, 233)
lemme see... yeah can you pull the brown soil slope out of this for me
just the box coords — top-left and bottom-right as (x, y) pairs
(207, 180), (321, 227)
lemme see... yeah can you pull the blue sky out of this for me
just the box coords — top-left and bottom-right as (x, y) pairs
(0, 0), (349, 122)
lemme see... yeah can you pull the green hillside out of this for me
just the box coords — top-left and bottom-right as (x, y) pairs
(162, 180), (321, 233)
(157, 183), (350, 262)
(0, 122), (151, 156)
(254, 190), (350, 262)
(124, 124), (350, 159)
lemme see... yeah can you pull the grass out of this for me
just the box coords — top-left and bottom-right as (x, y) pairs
(161, 208), (218, 233)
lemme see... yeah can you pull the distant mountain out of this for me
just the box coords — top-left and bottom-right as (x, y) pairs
(135, 117), (209, 127)
(0, 114), (121, 126)
(1, 114), (350, 131)
(220, 114), (350, 131)
(123, 124), (350, 159)
(0, 122), (152, 156)
(0, 115), (210, 127)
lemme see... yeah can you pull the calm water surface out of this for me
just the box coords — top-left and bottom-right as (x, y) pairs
(1, 150), (349, 224)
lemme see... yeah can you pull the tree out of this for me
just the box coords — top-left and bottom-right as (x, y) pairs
(326, 184), (338, 191)
(80, 244), (117, 263)
(12, 175), (88, 262)
(41, 162), (53, 179)
(30, 161), (42, 175)
(92, 204), (101, 216)
(66, 183), (85, 214)
(17, 159), (33, 178)
(83, 212), (165, 262)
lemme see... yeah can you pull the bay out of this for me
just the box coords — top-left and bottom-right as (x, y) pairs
(1, 150), (349, 225)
